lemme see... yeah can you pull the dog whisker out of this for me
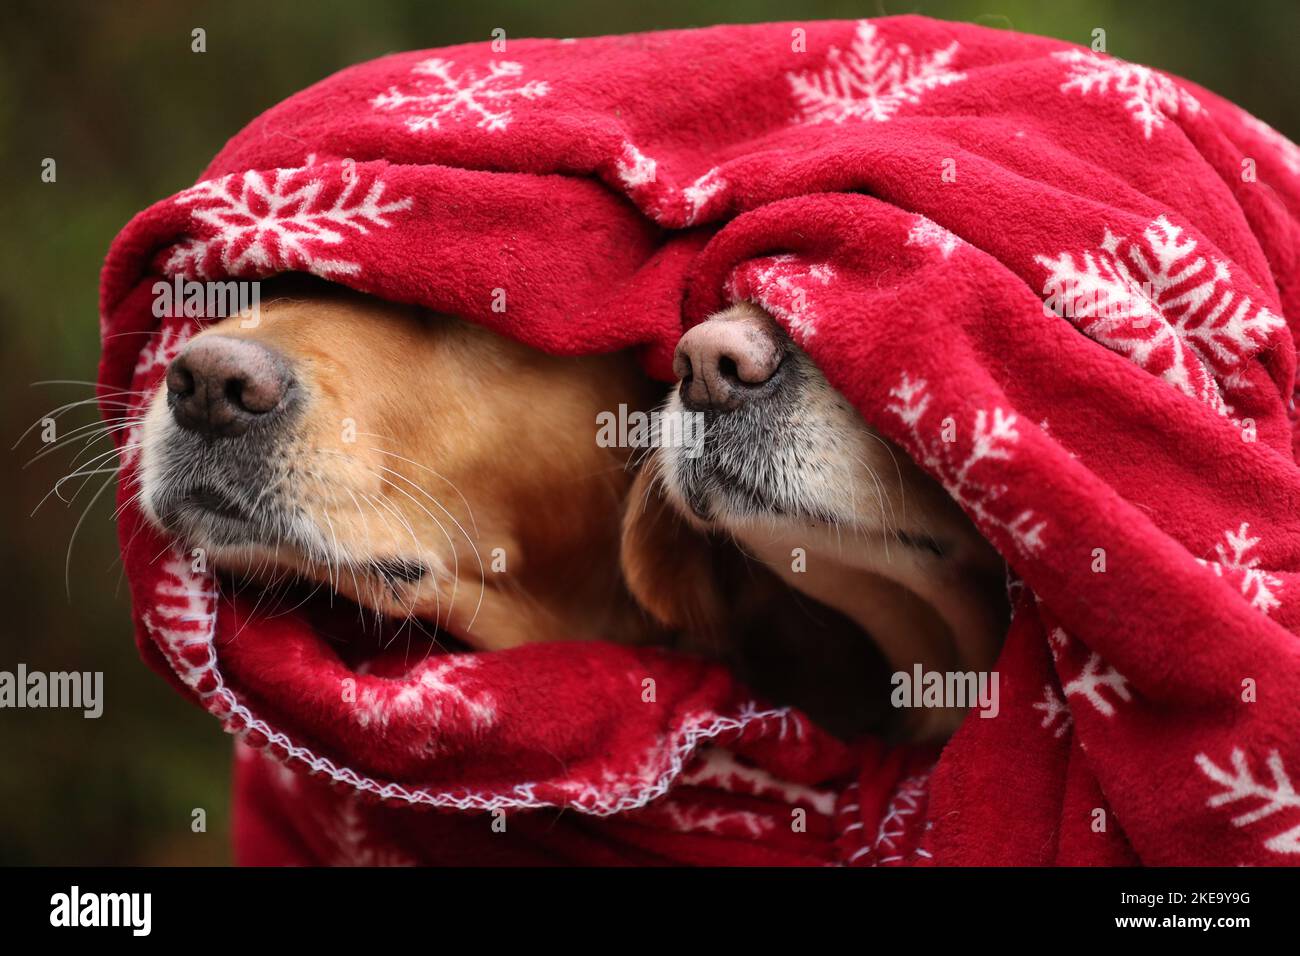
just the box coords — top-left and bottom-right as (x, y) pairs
(292, 457), (444, 634)
(25, 416), (143, 469)
(64, 472), (117, 602)
(357, 435), (480, 537)
(366, 459), (482, 631)
(362, 471), (447, 635)
(11, 397), (140, 451)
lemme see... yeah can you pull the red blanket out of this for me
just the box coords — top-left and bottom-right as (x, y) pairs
(99, 16), (1300, 865)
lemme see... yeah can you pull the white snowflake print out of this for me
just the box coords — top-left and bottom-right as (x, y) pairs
(165, 156), (412, 280)
(906, 214), (963, 259)
(606, 143), (727, 225)
(1197, 523), (1283, 615)
(142, 552), (217, 693)
(322, 797), (416, 866)
(1064, 655), (1133, 717)
(871, 774), (932, 864)
(681, 167), (727, 225)
(657, 798), (773, 840)
(1036, 631), (1133, 738)
(120, 320), (197, 467)
(725, 254), (836, 343)
(132, 321), (193, 380)
(1052, 50), (1201, 140)
(886, 374), (1046, 555)
(680, 748), (837, 815)
(372, 57), (549, 132)
(1035, 215), (1285, 413)
(1047, 628), (1132, 719)
(1242, 114), (1300, 177)
(614, 141), (657, 189)
(1195, 748), (1300, 854)
(1032, 683), (1073, 738)
(352, 656), (497, 741)
(788, 20), (965, 125)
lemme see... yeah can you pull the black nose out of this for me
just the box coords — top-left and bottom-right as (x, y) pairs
(166, 336), (292, 438)
(673, 306), (785, 413)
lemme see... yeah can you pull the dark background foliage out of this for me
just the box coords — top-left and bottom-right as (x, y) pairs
(0, 0), (1295, 864)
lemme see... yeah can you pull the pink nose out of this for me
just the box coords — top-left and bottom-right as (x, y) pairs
(166, 336), (292, 438)
(673, 308), (784, 412)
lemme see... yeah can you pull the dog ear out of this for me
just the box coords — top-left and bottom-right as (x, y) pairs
(620, 457), (735, 655)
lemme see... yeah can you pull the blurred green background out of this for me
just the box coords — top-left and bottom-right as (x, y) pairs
(0, 0), (1295, 865)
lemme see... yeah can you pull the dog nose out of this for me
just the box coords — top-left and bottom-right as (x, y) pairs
(673, 308), (784, 412)
(166, 336), (292, 438)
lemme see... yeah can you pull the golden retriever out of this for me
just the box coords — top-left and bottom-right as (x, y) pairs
(621, 302), (1008, 738)
(137, 282), (1003, 738)
(138, 277), (661, 651)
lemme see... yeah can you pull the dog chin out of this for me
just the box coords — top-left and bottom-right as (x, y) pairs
(658, 404), (848, 531)
(142, 466), (295, 553)
(659, 440), (840, 534)
(155, 508), (256, 549)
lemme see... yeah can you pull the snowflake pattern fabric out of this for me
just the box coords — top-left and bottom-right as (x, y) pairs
(1048, 628), (1131, 720)
(97, 16), (1300, 866)
(1035, 215), (1286, 413)
(885, 374), (1047, 556)
(724, 254), (836, 343)
(372, 57), (550, 132)
(788, 20), (965, 124)
(118, 319), (198, 467)
(608, 142), (731, 227)
(1195, 749), (1300, 854)
(1053, 50), (1202, 139)
(1197, 524), (1284, 615)
(906, 214), (964, 259)
(165, 156), (412, 279)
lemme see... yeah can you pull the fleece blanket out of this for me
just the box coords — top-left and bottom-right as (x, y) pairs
(99, 16), (1300, 866)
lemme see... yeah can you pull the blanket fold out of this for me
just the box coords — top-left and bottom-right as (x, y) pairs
(100, 16), (1300, 865)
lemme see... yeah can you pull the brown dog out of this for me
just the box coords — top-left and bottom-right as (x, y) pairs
(138, 278), (661, 651)
(621, 302), (1008, 738)
(138, 283), (1003, 739)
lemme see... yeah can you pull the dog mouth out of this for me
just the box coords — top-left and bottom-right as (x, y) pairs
(153, 480), (271, 547)
(145, 455), (462, 688)
(154, 479), (429, 586)
(174, 484), (252, 523)
(668, 384), (838, 524)
(680, 453), (798, 521)
(142, 416), (429, 580)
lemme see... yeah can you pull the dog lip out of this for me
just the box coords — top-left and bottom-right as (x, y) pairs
(154, 503), (256, 550)
(179, 484), (252, 523)
(368, 557), (428, 584)
(155, 484), (255, 535)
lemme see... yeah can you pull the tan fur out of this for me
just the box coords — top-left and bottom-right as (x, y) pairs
(621, 457), (898, 737)
(140, 285), (1006, 739)
(140, 282), (661, 650)
(623, 303), (1008, 739)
